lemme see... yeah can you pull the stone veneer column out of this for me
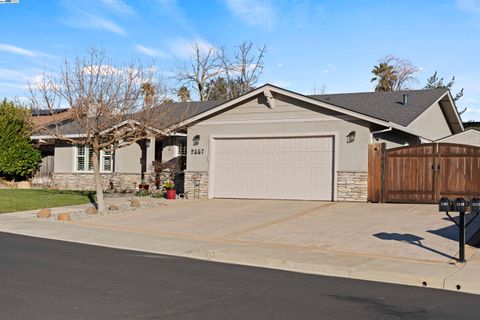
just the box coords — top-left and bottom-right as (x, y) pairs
(336, 171), (368, 202)
(184, 171), (209, 199)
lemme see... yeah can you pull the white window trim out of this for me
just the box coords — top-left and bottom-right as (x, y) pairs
(74, 145), (113, 173)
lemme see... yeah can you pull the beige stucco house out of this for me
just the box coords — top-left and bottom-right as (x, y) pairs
(436, 129), (480, 146)
(31, 84), (464, 201)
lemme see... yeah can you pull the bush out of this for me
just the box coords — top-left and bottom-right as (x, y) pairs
(134, 189), (151, 197)
(0, 100), (41, 179)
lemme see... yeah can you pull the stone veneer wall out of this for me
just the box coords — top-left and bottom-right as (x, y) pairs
(52, 173), (140, 192)
(184, 171), (209, 199)
(336, 171), (368, 202)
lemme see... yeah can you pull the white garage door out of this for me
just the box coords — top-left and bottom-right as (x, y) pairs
(212, 136), (334, 200)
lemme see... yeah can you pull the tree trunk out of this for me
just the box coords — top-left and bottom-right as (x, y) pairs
(91, 142), (105, 212)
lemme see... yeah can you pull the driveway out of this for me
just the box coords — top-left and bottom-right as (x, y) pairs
(73, 199), (480, 264)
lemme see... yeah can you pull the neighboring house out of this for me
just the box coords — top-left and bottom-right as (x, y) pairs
(30, 101), (224, 192)
(31, 84), (464, 202)
(436, 129), (480, 146)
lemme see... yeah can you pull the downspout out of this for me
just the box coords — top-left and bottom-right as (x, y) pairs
(370, 127), (392, 143)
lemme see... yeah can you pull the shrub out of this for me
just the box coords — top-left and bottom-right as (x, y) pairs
(0, 100), (41, 179)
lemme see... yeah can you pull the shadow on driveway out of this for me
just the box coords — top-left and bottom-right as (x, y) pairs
(373, 232), (454, 260)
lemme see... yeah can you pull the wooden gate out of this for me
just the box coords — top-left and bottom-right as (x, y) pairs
(368, 143), (480, 203)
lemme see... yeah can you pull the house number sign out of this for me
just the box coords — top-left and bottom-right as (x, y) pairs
(191, 148), (204, 155)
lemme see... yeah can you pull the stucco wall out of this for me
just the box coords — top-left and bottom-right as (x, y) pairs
(54, 141), (148, 174)
(407, 102), (452, 140)
(372, 130), (422, 149)
(186, 94), (373, 173)
(54, 142), (74, 173)
(115, 143), (142, 174)
(162, 136), (185, 163)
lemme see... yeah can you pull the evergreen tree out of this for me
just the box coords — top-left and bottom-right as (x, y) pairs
(0, 100), (41, 180)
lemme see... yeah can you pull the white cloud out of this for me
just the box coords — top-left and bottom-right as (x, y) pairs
(0, 43), (55, 59)
(100, 0), (136, 16)
(224, 0), (276, 29)
(60, 1), (127, 36)
(83, 13), (126, 35)
(168, 37), (216, 59)
(135, 44), (170, 59)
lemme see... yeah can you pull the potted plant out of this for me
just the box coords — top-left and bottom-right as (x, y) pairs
(139, 179), (149, 191)
(163, 179), (176, 200)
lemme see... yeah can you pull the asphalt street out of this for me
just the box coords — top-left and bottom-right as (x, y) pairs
(0, 232), (478, 320)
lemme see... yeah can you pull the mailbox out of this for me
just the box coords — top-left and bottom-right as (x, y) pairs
(454, 197), (469, 212)
(439, 197), (453, 212)
(471, 198), (480, 213)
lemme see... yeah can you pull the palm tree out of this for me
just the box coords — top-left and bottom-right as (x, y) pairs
(371, 63), (397, 92)
(141, 82), (155, 107)
(177, 86), (191, 102)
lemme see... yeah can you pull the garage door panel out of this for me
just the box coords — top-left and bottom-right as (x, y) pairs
(213, 136), (334, 200)
(279, 153), (296, 167)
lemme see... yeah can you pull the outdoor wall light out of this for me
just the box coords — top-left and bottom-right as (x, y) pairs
(347, 131), (356, 143)
(193, 135), (200, 146)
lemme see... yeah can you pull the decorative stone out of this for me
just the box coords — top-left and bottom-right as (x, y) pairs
(184, 171), (209, 199)
(108, 205), (119, 211)
(57, 213), (71, 221)
(17, 181), (31, 189)
(336, 171), (368, 202)
(85, 207), (98, 215)
(37, 208), (52, 219)
(51, 173), (141, 192)
(130, 199), (141, 207)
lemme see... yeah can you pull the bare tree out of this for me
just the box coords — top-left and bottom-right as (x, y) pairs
(221, 42), (266, 99)
(311, 84), (326, 95)
(177, 41), (266, 101)
(176, 43), (222, 101)
(30, 47), (176, 212)
(379, 55), (420, 91)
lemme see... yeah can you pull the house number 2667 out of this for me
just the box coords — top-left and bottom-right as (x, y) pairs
(191, 148), (204, 155)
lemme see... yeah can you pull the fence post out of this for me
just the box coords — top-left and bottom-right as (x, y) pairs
(368, 143), (386, 203)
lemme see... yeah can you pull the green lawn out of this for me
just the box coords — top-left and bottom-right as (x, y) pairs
(0, 189), (94, 213)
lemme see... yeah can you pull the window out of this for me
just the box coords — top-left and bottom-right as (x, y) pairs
(75, 146), (113, 172)
(179, 141), (187, 156)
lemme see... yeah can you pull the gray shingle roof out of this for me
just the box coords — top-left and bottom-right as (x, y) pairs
(308, 88), (448, 126)
(32, 87), (450, 137)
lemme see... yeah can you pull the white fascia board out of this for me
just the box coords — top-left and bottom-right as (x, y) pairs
(444, 90), (465, 132)
(31, 133), (87, 139)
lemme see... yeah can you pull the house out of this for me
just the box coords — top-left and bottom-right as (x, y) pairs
(436, 129), (480, 146)
(31, 84), (464, 202)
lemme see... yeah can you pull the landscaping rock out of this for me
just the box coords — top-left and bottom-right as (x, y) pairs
(57, 213), (71, 222)
(85, 207), (98, 215)
(130, 199), (141, 208)
(108, 205), (119, 211)
(37, 208), (52, 219)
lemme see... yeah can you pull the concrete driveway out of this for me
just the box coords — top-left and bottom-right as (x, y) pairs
(73, 199), (480, 264)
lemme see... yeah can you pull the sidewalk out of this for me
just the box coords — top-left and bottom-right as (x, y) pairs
(1, 200), (479, 295)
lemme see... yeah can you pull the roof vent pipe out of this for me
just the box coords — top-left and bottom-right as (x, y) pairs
(403, 94), (408, 106)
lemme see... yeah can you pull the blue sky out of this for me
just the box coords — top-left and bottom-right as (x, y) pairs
(1, 0), (480, 120)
